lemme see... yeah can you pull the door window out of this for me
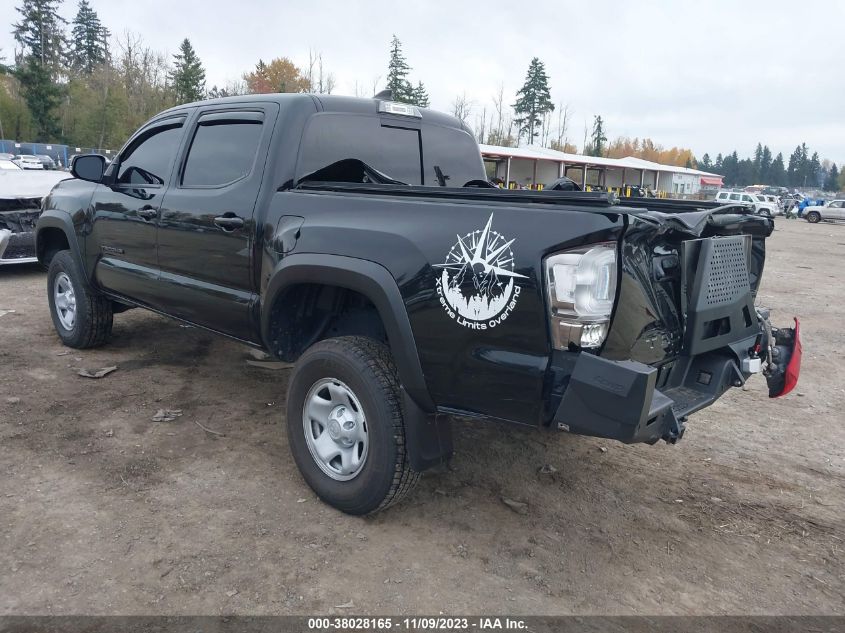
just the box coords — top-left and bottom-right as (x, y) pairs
(729, 193), (740, 201)
(117, 123), (184, 186)
(182, 118), (264, 187)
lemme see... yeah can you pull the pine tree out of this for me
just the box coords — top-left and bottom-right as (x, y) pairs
(760, 145), (772, 183)
(807, 151), (821, 188)
(787, 145), (803, 187)
(14, 56), (61, 141)
(770, 153), (786, 187)
(411, 81), (429, 108)
(70, 0), (109, 75)
(752, 143), (763, 183)
(699, 153), (713, 171)
(169, 38), (206, 103)
(824, 163), (839, 191)
(590, 115), (607, 157)
(386, 35), (413, 102)
(13, 0), (67, 78)
(513, 57), (554, 144)
(207, 85), (230, 99)
(722, 151), (739, 185)
(12, 0), (66, 140)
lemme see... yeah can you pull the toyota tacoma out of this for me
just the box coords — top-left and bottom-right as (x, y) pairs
(35, 93), (801, 514)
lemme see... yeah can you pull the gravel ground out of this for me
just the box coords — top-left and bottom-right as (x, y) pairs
(0, 218), (843, 615)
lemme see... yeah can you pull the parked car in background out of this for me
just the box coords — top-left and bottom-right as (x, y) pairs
(35, 154), (58, 170)
(12, 155), (46, 170)
(0, 152), (15, 161)
(714, 190), (778, 216)
(758, 194), (783, 215)
(804, 200), (845, 223)
(0, 168), (70, 264)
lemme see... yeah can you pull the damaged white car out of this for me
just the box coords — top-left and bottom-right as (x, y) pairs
(0, 169), (69, 265)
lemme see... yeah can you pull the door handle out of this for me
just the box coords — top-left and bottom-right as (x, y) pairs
(137, 206), (157, 220)
(213, 215), (244, 231)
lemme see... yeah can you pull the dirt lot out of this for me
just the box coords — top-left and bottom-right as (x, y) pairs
(1, 219), (843, 616)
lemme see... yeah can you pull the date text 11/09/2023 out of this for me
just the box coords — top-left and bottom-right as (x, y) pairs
(306, 617), (528, 631)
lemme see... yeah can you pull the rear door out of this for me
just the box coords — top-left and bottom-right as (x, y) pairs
(827, 200), (845, 220)
(155, 104), (278, 340)
(87, 115), (187, 306)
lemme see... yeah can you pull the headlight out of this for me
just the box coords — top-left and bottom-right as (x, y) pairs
(545, 243), (617, 349)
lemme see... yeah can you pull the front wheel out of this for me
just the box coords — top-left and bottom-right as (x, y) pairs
(805, 211), (821, 223)
(47, 250), (113, 348)
(285, 336), (419, 515)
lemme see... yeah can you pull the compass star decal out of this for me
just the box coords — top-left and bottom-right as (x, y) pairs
(434, 213), (526, 327)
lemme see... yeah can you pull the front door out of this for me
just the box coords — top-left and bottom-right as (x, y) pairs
(87, 115), (187, 307)
(155, 106), (277, 341)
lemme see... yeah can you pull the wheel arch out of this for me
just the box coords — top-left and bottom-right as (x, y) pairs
(35, 212), (83, 267)
(262, 253), (435, 413)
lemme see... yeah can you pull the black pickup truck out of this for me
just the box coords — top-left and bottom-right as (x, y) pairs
(35, 93), (801, 514)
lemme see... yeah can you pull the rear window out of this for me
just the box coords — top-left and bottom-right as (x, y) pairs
(298, 113), (422, 185)
(419, 123), (485, 187)
(297, 112), (485, 187)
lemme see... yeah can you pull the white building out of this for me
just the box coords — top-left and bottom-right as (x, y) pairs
(479, 144), (723, 196)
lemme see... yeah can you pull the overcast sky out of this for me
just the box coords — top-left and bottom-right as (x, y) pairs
(2, 0), (843, 163)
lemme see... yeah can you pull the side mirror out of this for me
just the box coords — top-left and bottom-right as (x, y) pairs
(71, 154), (106, 183)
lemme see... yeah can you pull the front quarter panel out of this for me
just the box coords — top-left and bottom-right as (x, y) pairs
(36, 178), (99, 271)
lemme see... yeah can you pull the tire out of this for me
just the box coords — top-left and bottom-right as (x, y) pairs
(285, 336), (419, 515)
(806, 211), (821, 224)
(47, 250), (113, 348)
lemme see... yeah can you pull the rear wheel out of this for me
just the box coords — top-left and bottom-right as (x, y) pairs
(285, 336), (419, 514)
(47, 250), (113, 348)
(806, 211), (821, 223)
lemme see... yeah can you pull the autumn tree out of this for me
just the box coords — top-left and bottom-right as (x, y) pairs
(69, 0), (109, 75)
(244, 57), (308, 94)
(169, 38), (205, 104)
(513, 57), (553, 143)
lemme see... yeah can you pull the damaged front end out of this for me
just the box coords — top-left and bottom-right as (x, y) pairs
(552, 203), (801, 444)
(0, 197), (43, 265)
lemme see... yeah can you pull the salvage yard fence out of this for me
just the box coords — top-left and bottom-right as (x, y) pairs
(0, 139), (117, 169)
